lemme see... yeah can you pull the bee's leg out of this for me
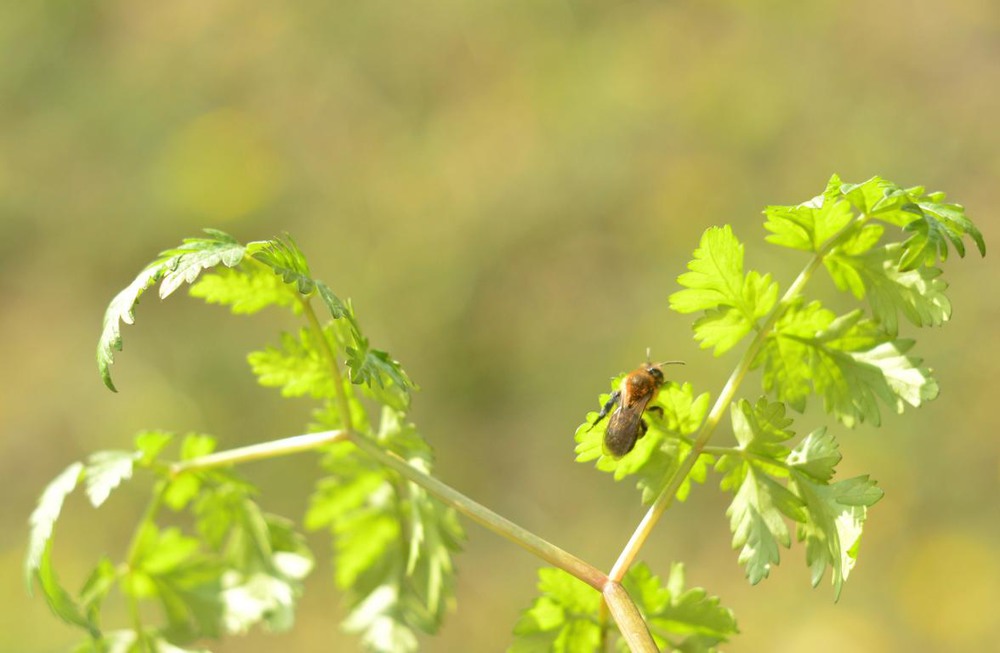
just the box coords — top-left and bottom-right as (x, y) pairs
(646, 406), (664, 420)
(637, 419), (649, 439)
(589, 390), (621, 430)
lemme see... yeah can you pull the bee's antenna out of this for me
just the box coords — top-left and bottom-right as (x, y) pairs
(653, 360), (685, 368)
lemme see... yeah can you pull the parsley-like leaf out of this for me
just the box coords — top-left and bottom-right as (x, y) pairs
(247, 328), (335, 398)
(756, 303), (938, 426)
(717, 400), (808, 585)
(623, 562), (738, 652)
(84, 450), (137, 508)
(789, 474), (882, 600)
(670, 226), (778, 355)
(306, 410), (463, 653)
(249, 236), (314, 294)
(189, 265), (302, 315)
(825, 243), (951, 336)
(510, 568), (602, 653)
(25, 462), (84, 589)
(97, 230), (246, 391)
(763, 175), (855, 252)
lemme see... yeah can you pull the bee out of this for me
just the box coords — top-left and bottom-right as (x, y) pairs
(589, 360), (684, 458)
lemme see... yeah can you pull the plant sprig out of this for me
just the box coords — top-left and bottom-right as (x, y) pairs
(28, 174), (984, 652)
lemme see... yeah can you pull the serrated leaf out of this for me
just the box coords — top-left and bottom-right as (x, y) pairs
(763, 175), (855, 252)
(248, 236), (314, 294)
(97, 230), (246, 391)
(825, 244), (951, 335)
(900, 196), (986, 270)
(26, 462), (84, 588)
(189, 266), (302, 315)
(308, 414), (462, 652)
(84, 450), (137, 508)
(35, 542), (99, 636)
(134, 431), (174, 466)
(317, 281), (350, 319)
(756, 303), (937, 426)
(671, 226), (778, 355)
(345, 342), (414, 410)
(726, 469), (794, 585)
(510, 568), (601, 653)
(670, 226), (751, 312)
(624, 562), (738, 652)
(248, 328), (335, 398)
(789, 474), (882, 600)
(786, 428), (841, 483)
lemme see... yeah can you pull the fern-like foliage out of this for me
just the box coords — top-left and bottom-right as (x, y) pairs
(36, 232), (457, 652)
(30, 174), (985, 652)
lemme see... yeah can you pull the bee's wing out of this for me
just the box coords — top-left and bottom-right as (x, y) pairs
(603, 400), (649, 458)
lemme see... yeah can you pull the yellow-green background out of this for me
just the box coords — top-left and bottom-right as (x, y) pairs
(2, 1), (998, 651)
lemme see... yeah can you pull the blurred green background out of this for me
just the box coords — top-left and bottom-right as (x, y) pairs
(2, 0), (998, 651)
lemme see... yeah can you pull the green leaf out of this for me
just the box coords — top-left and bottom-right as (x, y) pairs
(510, 568), (602, 653)
(726, 468), (798, 585)
(670, 226), (778, 355)
(134, 431), (174, 466)
(345, 339), (415, 410)
(247, 328), (335, 398)
(26, 462), (84, 589)
(317, 281), (350, 319)
(307, 413), (463, 652)
(755, 303), (938, 426)
(84, 450), (137, 508)
(785, 428), (841, 483)
(825, 244), (951, 335)
(623, 562), (738, 652)
(838, 177), (985, 269)
(97, 230), (246, 391)
(763, 175), (855, 252)
(248, 236), (314, 295)
(189, 266), (302, 315)
(79, 557), (118, 627)
(900, 194), (986, 270)
(789, 474), (882, 600)
(35, 542), (98, 636)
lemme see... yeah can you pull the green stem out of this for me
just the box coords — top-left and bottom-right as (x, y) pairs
(346, 432), (608, 590)
(170, 430), (350, 476)
(608, 225), (850, 582)
(123, 480), (167, 652)
(300, 297), (355, 433)
(603, 582), (658, 653)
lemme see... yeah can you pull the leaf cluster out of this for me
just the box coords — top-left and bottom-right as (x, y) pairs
(32, 174), (985, 652)
(555, 174), (983, 620)
(36, 231), (458, 652)
(26, 432), (314, 652)
(512, 563), (737, 652)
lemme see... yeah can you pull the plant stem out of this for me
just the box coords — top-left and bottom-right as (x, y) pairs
(604, 582), (658, 653)
(609, 245), (831, 582)
(170, 430), (350, 476)
(300, 297), (355, 432)
(346, 432), (609, 590)
(123, 480), (167, 653)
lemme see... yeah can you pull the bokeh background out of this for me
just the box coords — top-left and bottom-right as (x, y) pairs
(2, 1), (998, 651)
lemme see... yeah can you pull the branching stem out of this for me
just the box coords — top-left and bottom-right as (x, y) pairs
(608, 215), (864, 582)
